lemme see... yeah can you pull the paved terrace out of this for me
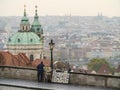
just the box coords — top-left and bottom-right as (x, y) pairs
(0, 66), (120, 90)
(0, 78), (117, 90)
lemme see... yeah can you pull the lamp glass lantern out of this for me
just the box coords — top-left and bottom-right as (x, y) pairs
(49, 40), (55, 51)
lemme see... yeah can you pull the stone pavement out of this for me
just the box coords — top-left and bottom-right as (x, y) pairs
(0, 78), (117, 90)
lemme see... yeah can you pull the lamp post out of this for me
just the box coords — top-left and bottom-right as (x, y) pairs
(49, 39), (55, 79)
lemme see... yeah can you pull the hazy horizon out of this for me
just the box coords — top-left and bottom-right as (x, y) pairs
(0, 0), (120, 17)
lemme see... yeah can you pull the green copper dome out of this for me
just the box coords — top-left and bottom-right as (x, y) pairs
(7, 32), (42, 45)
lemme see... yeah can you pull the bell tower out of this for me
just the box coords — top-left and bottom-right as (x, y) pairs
(19, 5), (30, 32)
(31, 5), (44, 43)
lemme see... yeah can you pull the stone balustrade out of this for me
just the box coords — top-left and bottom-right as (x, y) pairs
(69, 72), (120, 89)
(0, 66), (37, 80)
(0, 66), (120, 89)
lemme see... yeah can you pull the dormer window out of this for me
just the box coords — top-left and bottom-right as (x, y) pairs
(37, 28), (39, 32)
(18, 38), (20, 42)
(9, 38), (11, 42)
(30, 39), (33, 42)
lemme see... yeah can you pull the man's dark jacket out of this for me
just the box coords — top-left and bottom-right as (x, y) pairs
(37, 63), (44, 73)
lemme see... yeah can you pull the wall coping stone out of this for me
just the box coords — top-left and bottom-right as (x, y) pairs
(0, 65), (36, 70)
(69, 72), (120, 78)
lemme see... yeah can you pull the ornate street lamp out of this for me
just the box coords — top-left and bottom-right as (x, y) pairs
(49, 39), (55, 79)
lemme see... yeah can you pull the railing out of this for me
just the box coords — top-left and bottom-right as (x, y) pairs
(69, 72), (120, 89)
(0, 65), (120, 89)
(0, 65), (37, 80)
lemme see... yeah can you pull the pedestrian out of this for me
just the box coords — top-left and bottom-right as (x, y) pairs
(37, 61), (45, 82)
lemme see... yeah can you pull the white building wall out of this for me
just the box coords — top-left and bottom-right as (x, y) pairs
(7, 44), (44, 60)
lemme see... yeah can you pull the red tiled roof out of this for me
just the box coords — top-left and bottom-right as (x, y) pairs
(0, 51), (51, 68)
(17, 53), (31, 66)
(0, 51), (18, 66)
(115, 65), (120, 73)
(0, 51), (31, 67)
(32, 59), (51, 67)
(97, 64), (111, 74)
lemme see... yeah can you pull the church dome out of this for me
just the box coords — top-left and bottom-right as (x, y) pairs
(7, 32), (41, 45)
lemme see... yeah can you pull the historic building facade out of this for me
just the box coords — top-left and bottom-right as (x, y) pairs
(7, 6), (44, 61)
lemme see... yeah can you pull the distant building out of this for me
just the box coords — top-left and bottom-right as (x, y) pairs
(97, 64), (111, 75)
(115, 65), (120, 76)
(6, 5), (44, 61)
(0, 30), (8, 49)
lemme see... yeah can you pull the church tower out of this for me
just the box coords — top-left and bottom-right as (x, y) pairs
(20, 5), (30, 32)
(7, 5), (44, 61)
(31, 6), (44, 43)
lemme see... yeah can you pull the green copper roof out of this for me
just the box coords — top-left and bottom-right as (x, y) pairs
(32, 17), (40, 26)
(32, 5), (40, 26)
(7, 32), (42, 45)
(31, 6), (43, 33)
(32, 8), (41, 26)
(20, 5), (30, 25)
(31, 15), (41, 31)
(21, 16), (30, 24)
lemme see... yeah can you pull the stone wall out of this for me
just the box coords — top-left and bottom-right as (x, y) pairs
(0, 66), (120, 89)
(69, 72), (120, 89)
(0, 66), (37, 80)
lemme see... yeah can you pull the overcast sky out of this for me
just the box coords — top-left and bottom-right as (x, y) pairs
(0, 0), (120, 17)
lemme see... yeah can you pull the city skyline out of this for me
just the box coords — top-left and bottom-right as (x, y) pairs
(0, 0), (120, 17)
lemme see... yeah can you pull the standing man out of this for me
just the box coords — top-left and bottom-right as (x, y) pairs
(37, 61), (44, 82)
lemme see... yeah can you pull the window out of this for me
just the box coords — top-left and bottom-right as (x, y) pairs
(9, 38), (11, 42)
(30, 54), (34, 61)
(41, 28), (43, 33)
(18, 38), (20, 42)
(23, 26), (24, 30)
(26, 26), (28, 31)
(40, 54), (42, 59)
(37, 28), (39, 30)
(37, 28), (39, 32)
(24, 26), (26, 30)
(30, 39), (33, 42)
(32, 28), (35, 32)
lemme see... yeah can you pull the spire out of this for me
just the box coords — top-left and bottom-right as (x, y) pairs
(31, 5), (43, 37)
(35, 5), (38, 16)
(20, 5), (30, 32)
(24, 5), (26, 16)
(32, 5), (39, 26)
(31, 5), (44, 44)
